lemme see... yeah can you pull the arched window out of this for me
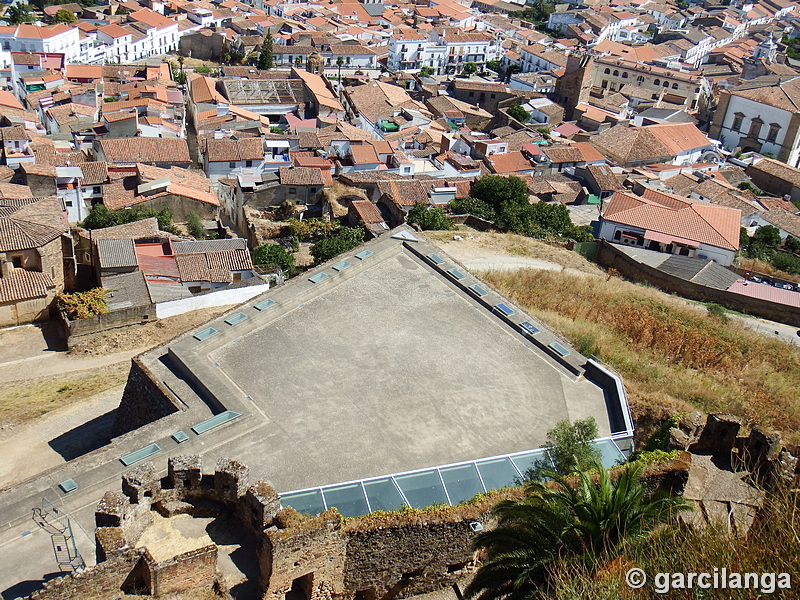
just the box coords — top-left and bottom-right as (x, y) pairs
(654, 79), (660, 85)
(663, 80), (669, 87)
(604, 68), (611, 74)
(672, 83), (679, 89)
(613, 70), (619, 76)
(622, 72), (628, 78)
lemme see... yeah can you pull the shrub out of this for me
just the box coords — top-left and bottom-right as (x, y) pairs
(406, 202), (454, 231)
(310, 227), (364, 264)
(55, 288), (108, 320)
(186, 212), (206, 239)
(81, 204), (177, 234)
(252, 242), (296, 274)
(194, 65), (212, 73)
(507, 103), (531, 123)
(524, 417), (602, 481)
(449, 196), (497, 221)
(288, 218), (340, 241)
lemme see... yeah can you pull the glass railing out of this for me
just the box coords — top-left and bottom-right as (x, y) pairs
(280, 437), (629, 518)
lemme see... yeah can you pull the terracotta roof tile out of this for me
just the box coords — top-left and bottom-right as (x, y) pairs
(0, 268), (54, 303)
(603, 190), (740, 251)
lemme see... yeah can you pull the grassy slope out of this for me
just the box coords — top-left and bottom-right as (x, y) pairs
(479, 268), (800, 444)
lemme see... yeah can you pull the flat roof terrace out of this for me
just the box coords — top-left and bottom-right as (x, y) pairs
(155, 230), (627, 497)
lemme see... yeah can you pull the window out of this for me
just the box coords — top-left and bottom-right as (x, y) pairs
(604, 67), (610, 74)
(468, 91), (474, 97)
(637, 75), (644, 83)
(229, 161), (236, 168)
(767, 123), (781, 143)
(245, 160), (253, 167)
(65, 201), (72, 207)
(663, 80), (669, 87)
(654, 79), (660, 86)
(93, 186), (101, 194)
(622, 72), (628, 78)
(748, 118), (763, 138)
(613, 70), (619, 76)
(288, 187), (296, 194)
(672, 83), (678, 89)
(601, 80), (608, 89)
(732, 113), (744, 132)
(490, 93), (495, 98)
(12, 256), (22, 268)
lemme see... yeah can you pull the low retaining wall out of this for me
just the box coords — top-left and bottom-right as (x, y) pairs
(59, 306), (155, 347)
(155, 283), (269, 319)
(596, 241), (800, 327)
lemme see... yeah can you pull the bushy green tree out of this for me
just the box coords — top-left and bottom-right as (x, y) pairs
(462, 61), (477, 75)
(252, 242), (296, 274)
(507, 104), (530, 123)
(529, 201), (572, 235)
(81, 203), (176, 233)
(470, 175), (529, 208)
(52, 8), (77, 23)
(785, 235), (800, 254)
(524, 417), (602, 481)
(566, 224), (595, 242)
(747, 224), (782, 260)
(6, 3), (33, 23)
(186, 212), (206, 239)
(465, 462), (689, 600)
(310, 226), (364, 265)
(739, 226), (750, 249)
(449, 196), (497, 221)
(406, 202), (455, 231)
(419, 66), (433, 77)
(486, 60), (501, 72)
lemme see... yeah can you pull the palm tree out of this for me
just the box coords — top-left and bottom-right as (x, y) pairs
(464, 462), (689, 600)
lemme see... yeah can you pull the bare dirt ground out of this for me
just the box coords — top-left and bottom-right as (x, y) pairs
(425, 229), (603, 276)
(0, 307), (234, 486)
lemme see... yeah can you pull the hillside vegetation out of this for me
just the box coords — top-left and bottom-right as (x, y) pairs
(479, 268), (800, 443)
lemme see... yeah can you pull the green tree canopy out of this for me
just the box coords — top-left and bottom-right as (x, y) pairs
(462, 61), (477, 75)
(470, 175), (529, 208)
(751, 224), (782, 249)
(524, 417), (601, 481)
(406, 202), (455, 231)
(186, 212), (206, 239)
(52, 8), (77, 23)
(449, 196), (497, 222)
(252, 242), (296, 274)
(6, 3), (33, 23)
(507, 103), (530, 123)
(258, 32), (273, 70)
(81, 203), (176, 233)
(310, 226), (364, 265)
(419, 66), (433, 77)
(464, 462), (689, 600)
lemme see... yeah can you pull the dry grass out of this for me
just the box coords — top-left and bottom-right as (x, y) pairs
(0, 364), (129, 427)
(549, 486), (800, 599)
(426, 228), (603, 275)
(480, 269), (800, 443)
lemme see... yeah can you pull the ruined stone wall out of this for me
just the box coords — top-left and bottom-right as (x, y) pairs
(25, 549), (142, 600)
(342, 506), (490, 600)
(262, 510), (348, 600)
(112, 358), (181, 436)
(146, 545), (219, 597)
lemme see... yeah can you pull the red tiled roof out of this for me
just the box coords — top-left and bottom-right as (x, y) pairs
(602, 190), (740, 251)
(0, 268), (54, 303)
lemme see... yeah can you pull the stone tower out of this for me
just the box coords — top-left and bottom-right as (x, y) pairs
(306, 51), (324, 75)
(553, 51), (593, 121)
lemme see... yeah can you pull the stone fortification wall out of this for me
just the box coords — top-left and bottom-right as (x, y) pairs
(23, 452), (702, 600)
